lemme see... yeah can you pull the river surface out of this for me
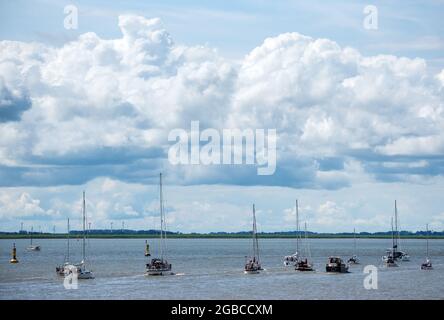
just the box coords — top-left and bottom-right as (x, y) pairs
(0, 238), (443, 299)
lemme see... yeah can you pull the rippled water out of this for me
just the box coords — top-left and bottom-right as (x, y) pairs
(0, 238), (443, 299)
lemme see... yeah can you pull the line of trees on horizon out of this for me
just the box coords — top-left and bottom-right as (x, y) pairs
(2, 229), (443, 236)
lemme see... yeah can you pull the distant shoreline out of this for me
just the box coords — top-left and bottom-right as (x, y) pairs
(1, 234), (443, 239)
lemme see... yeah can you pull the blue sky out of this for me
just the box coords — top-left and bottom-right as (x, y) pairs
(0, 1), (443, 233)
(1, 0), (444, 68)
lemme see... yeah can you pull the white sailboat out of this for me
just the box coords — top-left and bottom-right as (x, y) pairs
(420, 224), (433, 270)
(145, 173), (172, 276)
(244, 204), (262, 274)
(56, 218), (71, 276)
(67, 191), (94, 279)
(27, 226), (41, 251)
(347, 228), (360, 265)
(284, 200), (300, 267)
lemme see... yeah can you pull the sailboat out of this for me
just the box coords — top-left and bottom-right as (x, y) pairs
(284, 200), (301, 267)
(27, 226), (41, 251)
(145, 173), (172, 276)
(347, 228), (360, 265)
(388, 200), (409, 261)
(67, 191), (94, 279)
(56, 219), (71, 276)
(295, 222), (314, 272)
(383, 217), (398, 267)
(420, 224), (433, 270)
(244, 204), (262, 274)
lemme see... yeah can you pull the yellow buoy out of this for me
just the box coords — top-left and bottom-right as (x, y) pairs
(10, 243), (19, 263)
(145, 240), (151, 256)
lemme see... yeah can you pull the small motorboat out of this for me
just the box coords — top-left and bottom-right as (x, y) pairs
(326, 256), (349, 273)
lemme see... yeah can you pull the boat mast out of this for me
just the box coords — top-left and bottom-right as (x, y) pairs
(426, 224), (429, 259)
(30, 226), (33, 245)
(159, 173), (165, 261)
(82, 191), (86, 263)
(296, 200), (300, 255)
(67, 218), (70, 262)
(391, 217), (395, 257)
(353, 227), (357, 255)
(394, 200), (398, 250)
(252, 204), (259, 262)
(304, 221), (311, 259)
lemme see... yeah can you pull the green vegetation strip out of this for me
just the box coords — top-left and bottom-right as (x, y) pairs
(1, 234), (443, 239)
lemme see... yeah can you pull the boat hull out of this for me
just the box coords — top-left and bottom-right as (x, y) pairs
(384, 262), (398, 267)
(296, 266), (314, 272)
(326, 265), (349, 273)
(77, 271), (95, 279)
(347, 257), (360, 265)
(400, 255), (410, 262)
(295, 260), (314, 271)
(27, 245), (41, 251)
(146, 258), (172, 276)
(421, 260), (433, 270)
(244, 269), (260, 274)
(145, 269), (173, 276)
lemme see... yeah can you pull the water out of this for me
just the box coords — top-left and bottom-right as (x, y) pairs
(1, 238), (443, 299)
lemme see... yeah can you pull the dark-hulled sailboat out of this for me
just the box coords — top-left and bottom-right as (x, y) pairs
(244, 204), (262, 274)
(145, 173), (172, 276)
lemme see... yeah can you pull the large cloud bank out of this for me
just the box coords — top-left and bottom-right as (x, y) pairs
(0, 15), (443, 189)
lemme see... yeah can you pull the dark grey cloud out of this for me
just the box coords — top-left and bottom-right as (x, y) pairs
(0, 84), (32, 122)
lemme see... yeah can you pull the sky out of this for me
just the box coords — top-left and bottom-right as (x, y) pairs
(0, 0), (443, 233)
